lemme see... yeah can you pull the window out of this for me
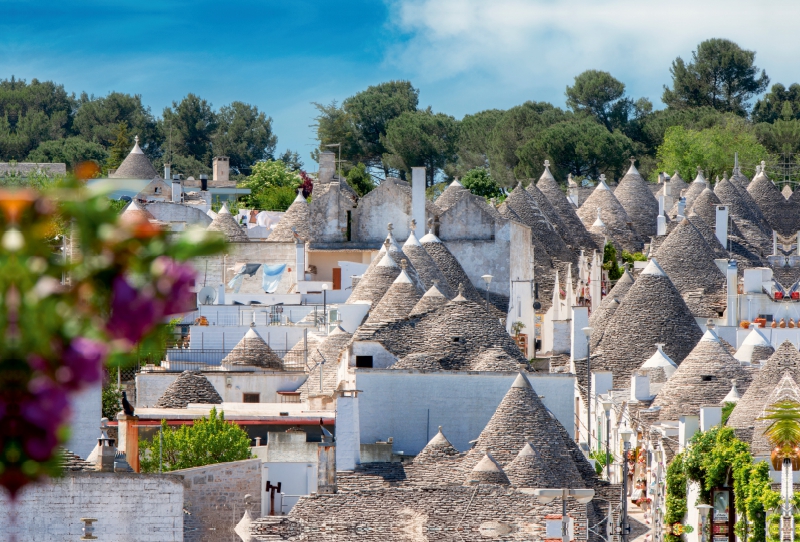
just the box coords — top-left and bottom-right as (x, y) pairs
(154, 187), (161, 194)
(243, 393), (260, 403)
(355, 356), (373, 368)
(700, 375), (713, 382)
(452, 337), (461, 343)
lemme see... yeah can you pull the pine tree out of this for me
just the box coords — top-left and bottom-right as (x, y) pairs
(106, 121), (130, 171)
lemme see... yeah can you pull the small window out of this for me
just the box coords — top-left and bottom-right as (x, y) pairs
(452, 337), (461, 343)
(154, 187), (161, 194)
(356, 356), (373, 368)
(243, 393), (260, 403)
(700, 375), (713, 382)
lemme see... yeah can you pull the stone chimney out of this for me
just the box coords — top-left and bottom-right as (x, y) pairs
(317, 424), (336, 494)
(117, 412), (140, 472)
(411, 167), (426, 239)
(172, 174), (181, 203)
(677, 197), (686, 219)
(213, 156), (230, 182)
(95, 432), (117, 472)
(164, 163), (171, 184)
(631, 372), (650, 402)
(319, 152), (336, 184)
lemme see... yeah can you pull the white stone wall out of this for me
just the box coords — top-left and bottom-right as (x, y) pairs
(66, 383), (102, 459)
(355, 370), (576, 455)
(1, 472), (184, 541)
(145, 201), (212, 226)
(192, 242), (297, 296)
(136, 371), (308, 408)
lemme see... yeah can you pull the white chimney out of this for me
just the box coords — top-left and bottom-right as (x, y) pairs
(217, 283), (225, 305)
(335, 391), (361, 471)
(715, 205), (728, 247)
(592, 371), (613, 399)
(631, 373), (651, 401)
(797, 231), (800, 256)
(411, 167), (426, 239)
(679, 415), (699, 450)
(773, 231), (778, 256)
(664, 176), (671, 197)
(213, 156), (230, 182)
(570, 306), (589, 362)
(172, 174), (181, 203)
(658, 194), (665, 215)
(699, 406), (722, 432)
(726, 260), (738, 326)
(657, 214), (666, 236)
(296, 238), (305, 284)
(677, 197), (686, 219)
(164, 163), (171, 183)
(319, 152), (336, 183)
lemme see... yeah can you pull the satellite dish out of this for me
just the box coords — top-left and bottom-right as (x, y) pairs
(198, 286), (217, 305)
(533, 301), (542, 310)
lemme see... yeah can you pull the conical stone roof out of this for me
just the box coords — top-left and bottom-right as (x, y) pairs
(120, 200), (156, 225)
(714, 175), (772, 236)
(416, 294), (526, 369)
(747, 167), (800, 236)
(364, 266), (423, 325)
(109, 136), (158, 179)
(577, 180), (642, 252)
(526, 178), (576, 251)
(734, 327), (775, 363)
(536, 165), (599, 252)
(469, 347), (524, 371)
(402, 230), (454, 298)
(589, 270), (634, 349)
(594, 258), (703, 387)
(749, 372), (800, 456)
(461, 373), (584, 487)
(420, 231), (485, 305)
(434, 179), (469, 212)
(347, 251), (400, 306)
(408, 281), (449, 317)
(268, 191), (312, 242)
(505, 442), (560, 488)
(414, 426), (460, 464)
(207, 202), (249, 242)
(222, 324), (283, 369)
(464, 453), (510, 486)
(669, 169), (707, 218)
(155, 371), (222, 408)
(653, 219), (727, 318)
(650, 329), (752, 421)
(298, 326), (353, 399)
(731, 168), (750, 191)
(685, 213), (730, 260)
(665, 171), (688, 198)
(688, 188), (745, 239)
(614, 161), (659, 239)
(727, 341), (800, 439)
(504, 182), (575, 265)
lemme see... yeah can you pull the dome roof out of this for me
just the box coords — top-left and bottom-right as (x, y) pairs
(408, 281), (449, 317)
(734, 327), (775, 363)
(298, 326), (353, 399)
(402, 233), (454, 299)
(641, 344), (678, 381)
(669, 169), (707, 218)
(414, 426), (460, 464)
(420, 231), (485, 305)
(464, 452), (510, 486)
(364, 266), (423, 325)
(434, 179), (468, 211)
(504, 182), (575, 265)
(155, 371), (222, 408)
(347, 249), (400, 307)
(505, 442), (560, 488)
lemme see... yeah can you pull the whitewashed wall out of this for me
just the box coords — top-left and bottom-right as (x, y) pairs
(1, 473), (184, 541)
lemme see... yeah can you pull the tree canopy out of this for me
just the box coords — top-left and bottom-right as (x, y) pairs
(663, 38), (769, 115)
(139, 408), (252, 473)
(566, 70), (630, 131)
(460, 167), (502, 199)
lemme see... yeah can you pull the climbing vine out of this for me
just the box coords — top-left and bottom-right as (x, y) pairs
(665, 426), (783, 542)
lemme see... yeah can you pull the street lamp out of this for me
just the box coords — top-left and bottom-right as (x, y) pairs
(601, 396), (613, 481)
(620, 427), (634, 542)
(534, 488), (596, 542)
(481, 274), (493, 312)
(582, 326), (593, 448)
(697, 504), (714, 542)
(321, 283), (329, 334)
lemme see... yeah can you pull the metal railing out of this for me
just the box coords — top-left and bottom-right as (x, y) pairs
(136, 347), (308, 373)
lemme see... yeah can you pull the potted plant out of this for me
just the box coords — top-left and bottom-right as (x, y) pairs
(760, 400), (800, 470)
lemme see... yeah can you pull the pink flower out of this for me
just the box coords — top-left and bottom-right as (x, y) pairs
(153, 258), (197, 315)
(20, 378), (70, 432)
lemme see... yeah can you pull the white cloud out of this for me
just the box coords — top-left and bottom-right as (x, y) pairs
(385, 0), (800, 108)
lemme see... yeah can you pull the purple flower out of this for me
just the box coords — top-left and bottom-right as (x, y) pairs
(107, 276), (163, 343)
(154, 257), (197, 315)
(61, 337), (108, 389)
(21, 378), (70, 432)
(24, 432), (58, 461)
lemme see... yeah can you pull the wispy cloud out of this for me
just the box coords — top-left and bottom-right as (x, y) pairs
(385, 0), (800, 108)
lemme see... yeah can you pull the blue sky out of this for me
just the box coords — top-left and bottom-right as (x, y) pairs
(3, 0), (800, 171)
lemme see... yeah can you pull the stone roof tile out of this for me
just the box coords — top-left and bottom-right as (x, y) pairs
(154, 371), (223, 408)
